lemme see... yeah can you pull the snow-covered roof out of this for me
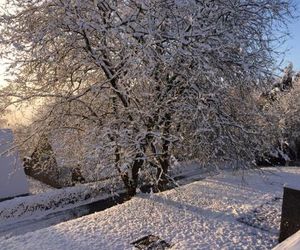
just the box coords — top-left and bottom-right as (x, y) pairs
(1, 167), (300, 249)
(0, 129), (29, 200)
(284, 183), (300, 191)
(273, 230), (300, 250)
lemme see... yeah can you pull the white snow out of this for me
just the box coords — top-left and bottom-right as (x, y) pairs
(0, 181), (112, 227)
(0, 129), (29, 200)
(273, 230), (300, 250)
(0, 167), (299, 250)
(27, 176), (54, 195)
(284, 183), (300, 191)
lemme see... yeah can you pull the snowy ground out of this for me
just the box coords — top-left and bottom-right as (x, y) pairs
(0, 181), (113, 228)
(0, 162), (214, 230)
(27, 176), (54, 195)
(0, 206), (89, 240)
(0, 164), (210, 239)
(0, 167), (299, 250)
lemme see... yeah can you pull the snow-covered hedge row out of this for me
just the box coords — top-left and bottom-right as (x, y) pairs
(0, 183), (110, 226)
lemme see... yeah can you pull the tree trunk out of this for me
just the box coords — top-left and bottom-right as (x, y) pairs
(157, 113), (171, 191)
(122, 153), (144, 198)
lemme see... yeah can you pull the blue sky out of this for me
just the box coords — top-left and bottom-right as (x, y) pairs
(282, 12), (300, 71)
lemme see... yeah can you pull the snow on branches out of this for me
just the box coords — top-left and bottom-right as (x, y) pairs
(0, 0), (294, 196)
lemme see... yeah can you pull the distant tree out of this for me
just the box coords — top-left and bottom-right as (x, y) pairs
(281, 63), (294, 90)
(258, 63), (300, 165)
(271, 63), (295, 92)
(0, 0), (294, 196)
(273, 70), (300, 160)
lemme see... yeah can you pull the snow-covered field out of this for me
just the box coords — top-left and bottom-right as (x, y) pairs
(1, 167), (299, 250)
(0, 163), (209, 231)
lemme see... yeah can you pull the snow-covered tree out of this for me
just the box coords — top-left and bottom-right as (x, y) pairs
(0, 0), (294, 196)
(271, 68), (300, 160)
(257, 63), (300, 165)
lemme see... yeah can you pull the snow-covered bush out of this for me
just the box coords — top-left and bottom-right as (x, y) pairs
(0, 182), (111, 226)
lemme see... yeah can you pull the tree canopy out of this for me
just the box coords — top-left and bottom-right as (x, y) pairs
(0, 0), (294, 196)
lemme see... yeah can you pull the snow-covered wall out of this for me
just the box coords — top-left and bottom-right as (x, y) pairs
(0, 129), (29, 200)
